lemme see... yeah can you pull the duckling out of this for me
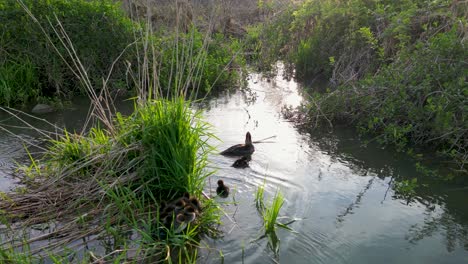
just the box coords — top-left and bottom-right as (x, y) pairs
(188, 197), (201, 212)
(232, 155), (251, 168)
(183, 206), (197, 222)
(174, 199), (187, 214)
(174, 213), (188, 233)
(216, 180), (230, 198)
(162, 213), (175, 228)
(220, 132), (255, 156)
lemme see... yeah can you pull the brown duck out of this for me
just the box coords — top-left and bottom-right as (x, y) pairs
(220, 132), (255, 156)
(216, 180), (230, 198)
(232, 155), (251, 168)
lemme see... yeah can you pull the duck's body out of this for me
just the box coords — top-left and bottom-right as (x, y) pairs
(216, 180), (230, 198)
(232, 155), (251, 168)
(220, 132), (255, 156)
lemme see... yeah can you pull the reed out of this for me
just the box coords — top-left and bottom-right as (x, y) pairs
(255, 187), (294, 258)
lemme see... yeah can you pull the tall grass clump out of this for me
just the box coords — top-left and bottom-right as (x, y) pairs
(254, 187), (293, 257)
(0, 98), (219, 262)
(116, 99), (215, 199)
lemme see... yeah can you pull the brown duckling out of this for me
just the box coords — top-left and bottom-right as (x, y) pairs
(183, 206), (197, 222)
(174, 199), (187, 214)
(220, 132), (255, 156)
(216, 180), (230, 198)
(188, 197), (201, 212)
(174, 213), (188, 233)
(162, 212), (175, 228)
(232, 155), (251, 168)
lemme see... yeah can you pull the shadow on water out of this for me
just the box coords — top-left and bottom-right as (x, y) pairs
(0, 63), (467, 263)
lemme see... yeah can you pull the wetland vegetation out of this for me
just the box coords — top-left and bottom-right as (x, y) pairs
(0, 0), (467, 263)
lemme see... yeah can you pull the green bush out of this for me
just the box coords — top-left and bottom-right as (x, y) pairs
(0, 58), (41, 106)
(0, 0), (136, 100)
(307, 26), (467, 172)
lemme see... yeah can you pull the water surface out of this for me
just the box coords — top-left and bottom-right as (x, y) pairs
(198, 66), (468, 264)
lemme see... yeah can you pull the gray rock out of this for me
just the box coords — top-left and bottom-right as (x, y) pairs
(31, 104), (54, 114)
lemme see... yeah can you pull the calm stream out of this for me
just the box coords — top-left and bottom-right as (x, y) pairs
(0, 65), (467, 263)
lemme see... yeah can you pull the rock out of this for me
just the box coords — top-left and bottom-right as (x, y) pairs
(31, 104), (54, 114)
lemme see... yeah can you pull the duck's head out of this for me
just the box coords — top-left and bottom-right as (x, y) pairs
(217, 180), (224, 187)
(245, 132), (252, 145)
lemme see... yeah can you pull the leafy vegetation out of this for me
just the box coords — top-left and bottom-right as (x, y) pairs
(0, 0), (136, 100)
(0, 0), (245, 106)
(0, 58), (41, 106)
(251, 0), (467, 174)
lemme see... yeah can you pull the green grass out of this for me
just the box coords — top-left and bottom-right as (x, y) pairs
(0, 58), (41, 106)
(254, 187), (293, 257)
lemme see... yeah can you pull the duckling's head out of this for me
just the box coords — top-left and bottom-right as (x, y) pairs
(175, 199), (186, 208)
(245, 132), (252, 145)
(175, 213), (186, 223)
(217, 180), (224, 187)
(242, 155), (251, 162)
(184, 211), (196, 222)
(183, 192), (190, 199)
(189, 197), (201, 210)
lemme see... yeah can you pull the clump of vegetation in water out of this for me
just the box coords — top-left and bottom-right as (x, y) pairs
(254, 186), (295, 257)
(250, 0), (467, 175)
(0, 99), (220, 262)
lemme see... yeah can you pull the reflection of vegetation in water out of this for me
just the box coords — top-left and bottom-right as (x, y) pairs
(393, 178), (420, 202)
(406, 210), (468, 253)
(336, 177), (375, 225)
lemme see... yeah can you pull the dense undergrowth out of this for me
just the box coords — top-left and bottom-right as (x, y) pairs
(250, 0), (467, 175)
(0, 0), (244, 106)
(0, 0), (250, 261)
(0, 99), (220, 263)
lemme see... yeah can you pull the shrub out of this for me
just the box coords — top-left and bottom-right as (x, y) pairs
(0, 0), (136, 100)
